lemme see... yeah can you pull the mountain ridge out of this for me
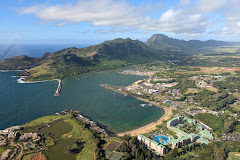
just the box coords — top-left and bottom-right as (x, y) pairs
(146, 34), (239, 50)
(0, 34), (239, 81)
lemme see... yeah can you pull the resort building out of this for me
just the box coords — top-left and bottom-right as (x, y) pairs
(137, 134), (166, 155)
(138, 116), (214, 155)
(167, 116), (213, 149)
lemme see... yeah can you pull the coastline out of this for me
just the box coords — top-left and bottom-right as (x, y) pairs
(100, 84), (173, 136)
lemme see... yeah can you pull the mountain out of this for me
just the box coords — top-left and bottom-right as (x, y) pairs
(146, 34), (239, 50)
(0, 55), (41, 70)
(5, 38), (161, 81)
(0, 34), (239, 81)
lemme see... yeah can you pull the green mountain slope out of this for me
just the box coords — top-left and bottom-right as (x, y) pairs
(146, 34), (239, 50)
(13, 38), (160, 81)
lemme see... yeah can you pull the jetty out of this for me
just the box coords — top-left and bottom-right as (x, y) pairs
(54, 79), (63, 96)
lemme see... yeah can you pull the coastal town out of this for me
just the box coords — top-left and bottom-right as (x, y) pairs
(101, 66), (240, 158)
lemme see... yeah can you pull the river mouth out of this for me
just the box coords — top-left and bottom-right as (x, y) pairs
(0, 70), (164, 133)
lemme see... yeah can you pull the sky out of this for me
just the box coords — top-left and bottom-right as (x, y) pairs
(1, 0), (240, 44)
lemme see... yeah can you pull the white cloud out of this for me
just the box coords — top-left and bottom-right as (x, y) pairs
(194, 0), (226, 13)
(17, 4), (45, 14)
(16, 0), (240, 38)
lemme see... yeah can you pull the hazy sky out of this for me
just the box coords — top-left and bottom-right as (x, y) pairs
(1, 0), (240, 44)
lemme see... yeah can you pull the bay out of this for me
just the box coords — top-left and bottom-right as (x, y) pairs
(0, 70), (164, 133)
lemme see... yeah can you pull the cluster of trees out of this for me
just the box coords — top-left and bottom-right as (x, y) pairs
(170, 141), (240, 160)
(214, 76), (240, 93)
(165, 143), (205, 160)
(117, 135), (161, 160)
(191, 89), (236, 110)
(174, 79), (197, 94)
(194, 113), (238, 134)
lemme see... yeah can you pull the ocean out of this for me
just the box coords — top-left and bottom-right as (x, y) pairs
(0, 44), (89, 61)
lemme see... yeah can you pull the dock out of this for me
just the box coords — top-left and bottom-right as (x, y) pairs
(54, 79), (63, 96)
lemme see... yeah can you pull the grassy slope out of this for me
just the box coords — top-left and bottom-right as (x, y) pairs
(64, 119), (96, 160)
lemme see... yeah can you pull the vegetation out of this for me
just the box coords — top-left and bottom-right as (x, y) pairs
(19, 113), (106, 160)
(194, 113), (239, 134)
(165, 141), (240, 160)
(191, 89), (237, 111)
(117, 135), (160, 160)
(214, 76), (240, 93)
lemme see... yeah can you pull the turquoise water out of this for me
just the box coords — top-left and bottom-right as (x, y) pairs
(154, 135), (169, 144)
(0, 70), (164, 132)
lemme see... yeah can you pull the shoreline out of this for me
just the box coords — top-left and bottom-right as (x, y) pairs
(118, 107), (172, 136)
(100, 84), (173, 136)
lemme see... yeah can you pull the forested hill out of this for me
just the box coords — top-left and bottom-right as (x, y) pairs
(146, 34), (239, 50)
(0, 34), (239, 81)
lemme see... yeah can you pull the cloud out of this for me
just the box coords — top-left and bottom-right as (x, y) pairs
(178, 0), (191, 7)
(17, 4), (45, 14)
(16, 0), (240, 38)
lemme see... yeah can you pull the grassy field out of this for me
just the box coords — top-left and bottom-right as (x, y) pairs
(205, 87), (218, 92)
(185, 88), (199, 94)
(227, 152), (240, 160)
(22, 114), (71, 127)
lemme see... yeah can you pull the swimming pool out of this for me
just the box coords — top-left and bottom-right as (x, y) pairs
(154, 135), (169, 144)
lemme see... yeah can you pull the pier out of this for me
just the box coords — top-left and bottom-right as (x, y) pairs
(54, 79), (63, 96)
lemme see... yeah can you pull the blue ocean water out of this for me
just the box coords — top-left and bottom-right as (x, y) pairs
(0, 71), (164, 132)
(0, 44), (89, 61)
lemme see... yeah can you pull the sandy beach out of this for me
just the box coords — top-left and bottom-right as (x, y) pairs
(118, 106), (172, 137)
